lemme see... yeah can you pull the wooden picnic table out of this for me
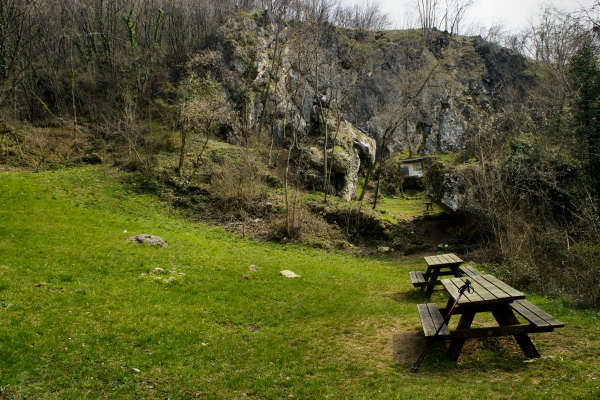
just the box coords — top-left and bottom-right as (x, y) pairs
(410, 253), (464, 298)
(417, 271), (564, 362)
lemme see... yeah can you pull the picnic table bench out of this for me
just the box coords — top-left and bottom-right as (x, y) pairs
(416, 267), (564, 363)
(410, 253), (464, 298)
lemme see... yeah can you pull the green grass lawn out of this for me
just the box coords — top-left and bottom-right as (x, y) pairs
(0, 168), (599, 399)
(375, 193), (444, 223)
(305, 188), (443, 223)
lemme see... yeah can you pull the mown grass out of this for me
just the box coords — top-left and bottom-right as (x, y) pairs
(375, 192), (444, 223)
(306, 187), (442, 223)
(0, 167), (599, 399)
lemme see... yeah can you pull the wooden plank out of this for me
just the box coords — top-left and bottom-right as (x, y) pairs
(427, 303), (450, 336)
(520, 300), (564, 327)
(426, 254), (462, 269)
(433, 255), (446, 265)
(450, 324), (536, 339)
(459, 265), (481, 277)
(465, 276), (496, 301)
(457, 278), (485, 303)
(448, 278), (484, 303)
(480, 274), (525, 299)
(449, 254), (464, 263)
(512, 300), (564, 328)
(446, 279), (468, 303)
(441, 278), (461, 302)
(469, 274), (508, 300)
(435, 253), (462, 265)
(454, 277), (487, 303)
(417, 303), (450, 337)
(441, 254), (455, 264)
(430, 255), (442, 266)
(410, 271), (426, 287)
(417, 304), (437, 336)
(423, 303), (450, 337)
(437, 254), (450, 264)
(511, 300), (551, 327)
(424, 255), (435, 266)
(443, 254), (455, 263)
(443, 275), (532, 306)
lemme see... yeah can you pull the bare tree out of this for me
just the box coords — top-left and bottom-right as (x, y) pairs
(416, 0), (440, 33)
(0, 0), (36, 106)
(333, 0), (390, 31)
(176, 74), (228, 177)
(440, 0), (474, 35)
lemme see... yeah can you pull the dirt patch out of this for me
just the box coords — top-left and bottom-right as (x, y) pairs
(391, 332), (428, 364)
(460, 336), (522, 357)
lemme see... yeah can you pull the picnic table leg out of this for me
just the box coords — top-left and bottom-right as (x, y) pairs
(423, 267), (432, 281)
(424, 269), (439, 298)
(450, 265), (462, 277)
(491, 307), (540, 359)
(447, 311), (475, 361)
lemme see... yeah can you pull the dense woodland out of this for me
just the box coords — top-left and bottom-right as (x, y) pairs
(1, 0), (600, 306)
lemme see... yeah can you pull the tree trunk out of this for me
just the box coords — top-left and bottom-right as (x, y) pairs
(359, 166), (372, 201)
(372, 170), (382, 210)
(178, 129), (186, 176)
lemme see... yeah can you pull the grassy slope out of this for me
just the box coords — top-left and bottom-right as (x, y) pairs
(0, 168), (598, 399)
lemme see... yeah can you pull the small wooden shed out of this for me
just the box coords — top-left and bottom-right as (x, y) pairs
(397, 157), (426, 179)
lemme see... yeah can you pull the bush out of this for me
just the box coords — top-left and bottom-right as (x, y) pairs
(268, 203), (344, 249)
(209, 152), (269, 216)
(567, 242), (600, 307)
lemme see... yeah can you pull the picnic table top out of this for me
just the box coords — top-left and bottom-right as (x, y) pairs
(424, 253), (463, 268)
(441, 274), (525, 307)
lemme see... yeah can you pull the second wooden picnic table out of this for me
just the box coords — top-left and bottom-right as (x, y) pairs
(410, 253), (464, 298)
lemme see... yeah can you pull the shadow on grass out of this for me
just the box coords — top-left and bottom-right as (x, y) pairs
(392, 334), (530, 374)
(389, 290), (427, 303)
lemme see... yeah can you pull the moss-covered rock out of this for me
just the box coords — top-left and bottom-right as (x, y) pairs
(307, 112), (376, 201)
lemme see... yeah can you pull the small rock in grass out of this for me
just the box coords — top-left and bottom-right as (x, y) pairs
(249, 264), (258, 272)
(280, 270), (300, 278)
(132, 367), (141, 373)
(128, 234), (168, 248)
(153, 267), (165, 274)
(378, 246), (390, 253)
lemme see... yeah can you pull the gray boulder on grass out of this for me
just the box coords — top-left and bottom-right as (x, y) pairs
(128, 234), (168, 248)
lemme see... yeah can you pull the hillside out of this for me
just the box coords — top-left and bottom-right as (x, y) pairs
(0, 167), (599, 398)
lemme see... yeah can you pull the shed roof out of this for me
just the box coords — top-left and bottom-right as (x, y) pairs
(399, 157), (428, 163)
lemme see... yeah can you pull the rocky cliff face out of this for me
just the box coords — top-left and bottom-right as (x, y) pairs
(193, 11), (532, 199)
(427, 166), (476, 212)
